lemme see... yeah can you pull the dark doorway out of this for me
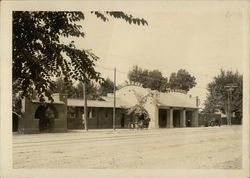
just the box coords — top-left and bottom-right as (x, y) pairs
(12, 112), (19, 132)
(173, 110), (180, 127)
(35, 105), (50, 132)
(159, 109), (167, 128)
(186, 111), (192, 127)
(121, 114), (125, 128)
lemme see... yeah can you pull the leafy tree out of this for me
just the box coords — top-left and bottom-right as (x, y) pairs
(12, 87), (22, 115)
(203, 69), (242, 120)
(127, 90), (153, 128)
(128, 65), (168, 92)
(13, 11), (148, 103)
(98, 78), (116, 96)
(52, 77), (72, 95)
(53, 77), (99, 99)
(169, 69), (196, 92)
(70, 82), (99, 100)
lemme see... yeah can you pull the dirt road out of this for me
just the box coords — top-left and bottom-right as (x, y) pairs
(13, 125), (242, 169)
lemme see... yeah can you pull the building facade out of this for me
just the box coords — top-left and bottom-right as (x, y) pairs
(115, 85), (199, 129)
(67, 97), (129, 129)
(17, 93), (68, 134)
(14, 85), (199, 133)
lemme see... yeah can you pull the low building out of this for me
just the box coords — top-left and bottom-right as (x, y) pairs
(115, 85), (199, 129)
(17, 93), (68, 134)
(67, 96), (129, 129)
(14, 85), (199, 133)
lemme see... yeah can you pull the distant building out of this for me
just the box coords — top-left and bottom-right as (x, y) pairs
(14, 85), (199, 133)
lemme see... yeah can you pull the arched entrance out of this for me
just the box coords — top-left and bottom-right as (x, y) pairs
(35, 105), (50, 132)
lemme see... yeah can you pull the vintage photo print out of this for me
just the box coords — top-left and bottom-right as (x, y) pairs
(0, 0), (249, 178)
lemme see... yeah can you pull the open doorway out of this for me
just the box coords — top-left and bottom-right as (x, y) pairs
(173, 110), (180, 128)
(186, 111), (193, 127)
(159, 109), (167, 128)
(35, 105), (50, 132)
(121, 114), (125, 128)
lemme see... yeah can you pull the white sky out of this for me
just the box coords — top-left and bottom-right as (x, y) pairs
(69, 7), (244, 108)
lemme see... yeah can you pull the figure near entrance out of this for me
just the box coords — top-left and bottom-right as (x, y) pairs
(35, 105), (55, 132)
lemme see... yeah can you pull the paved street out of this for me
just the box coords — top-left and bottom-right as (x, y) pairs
(13, 125), (242, 169)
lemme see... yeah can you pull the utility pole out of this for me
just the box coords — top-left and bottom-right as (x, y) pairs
(225, 84), (237, 125)
(83, 81), (88, 131)
(113, 68), (116, 130)
(227, 90), (230, 125)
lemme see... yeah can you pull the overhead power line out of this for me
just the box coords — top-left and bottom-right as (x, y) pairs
(95, 64), (208, 90)
(94, 50), (212, 78)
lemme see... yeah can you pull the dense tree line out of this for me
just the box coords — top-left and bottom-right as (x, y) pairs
(52, 77), (115, 99)
(128, 65), (197, 92)
(168, 69), (196, 92)
(203, 69), (242, 119)
(128, 65), (168, 92)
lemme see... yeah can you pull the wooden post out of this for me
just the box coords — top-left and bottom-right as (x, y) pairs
(83, 81), (88, 131)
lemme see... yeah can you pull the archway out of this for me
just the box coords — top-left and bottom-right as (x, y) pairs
(35, 105), (50, 132)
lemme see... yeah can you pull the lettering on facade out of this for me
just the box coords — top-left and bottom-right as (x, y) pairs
(118, 82), (188, 95)
(170, 89), (187, 94)
(118, 81), (143, 89)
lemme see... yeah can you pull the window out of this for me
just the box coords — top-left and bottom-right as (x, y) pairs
(105, 109), (108, 118)
(67, 107), (76, 119)
(88, 108), (93, 119)
(69, 113), (76, 119)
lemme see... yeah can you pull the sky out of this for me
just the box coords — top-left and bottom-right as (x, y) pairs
(69, 6), (244, 108)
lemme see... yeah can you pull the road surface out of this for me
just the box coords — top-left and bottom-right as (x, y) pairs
(13, 125), (242, 169)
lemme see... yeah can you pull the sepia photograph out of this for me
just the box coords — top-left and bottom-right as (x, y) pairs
(1, 1), (249, 178)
